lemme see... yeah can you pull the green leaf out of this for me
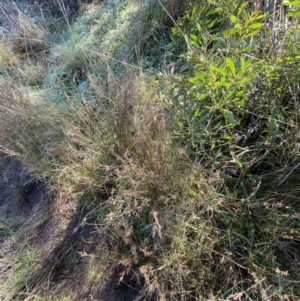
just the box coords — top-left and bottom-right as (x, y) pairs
(252, 13), (267, 21)
(188, 77), (198, 84)
(180, 64), (189, 72)
(216, 81), (230, 88)
(195, 71), (208, 82)
(240, 56), (245, 73)
(237, 3), (248, 16)
(229, 15), (238, 24)
(232, 99), (245, 106)
(222, 91), (234, 103)
(208, 20), (216, 28)
(231, 152), (243, 168)
(248, 23), (263, 30)
(239, 45), (258, 53)
(190, 34), (198, 42)
(214, 67), (226, 76)
(226, 58), (236, 77)
(223, 109), (236, 123)
(283, 0), (300, 6)
(194, 108), (200, 117)
(288, 11), (300, 17)
(244, 31), (260, 38)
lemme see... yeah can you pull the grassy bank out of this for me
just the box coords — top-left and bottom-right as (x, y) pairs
(0, 0), (300, 300)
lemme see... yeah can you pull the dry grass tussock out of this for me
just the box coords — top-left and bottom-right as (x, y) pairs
(0, 67), (215, 300)
(0, 2), (52, 57)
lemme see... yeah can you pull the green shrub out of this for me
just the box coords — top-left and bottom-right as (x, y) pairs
(166, 0), (300, 299)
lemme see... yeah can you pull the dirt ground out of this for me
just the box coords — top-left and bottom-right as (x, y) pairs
(0, 152), (52, 215)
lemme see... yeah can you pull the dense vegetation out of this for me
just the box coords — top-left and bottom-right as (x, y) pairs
(1, 0), (300, 300)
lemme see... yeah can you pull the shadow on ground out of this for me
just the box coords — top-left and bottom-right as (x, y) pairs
(0, 152), (154, 300)
(0, 152), (53, 216)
